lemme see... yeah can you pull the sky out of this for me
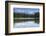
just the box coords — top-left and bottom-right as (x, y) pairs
(13, 8), (39, 14)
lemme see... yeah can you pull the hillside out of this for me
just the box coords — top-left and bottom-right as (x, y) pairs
(14, 12), (39, 18)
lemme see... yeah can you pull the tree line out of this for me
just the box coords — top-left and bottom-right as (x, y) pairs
(13, 12), (39, 18)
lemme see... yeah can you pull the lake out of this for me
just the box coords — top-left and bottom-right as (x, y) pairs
(14, 19), (39, 28)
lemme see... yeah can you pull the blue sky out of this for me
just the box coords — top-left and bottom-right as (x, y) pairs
(13, 8), (39, 14)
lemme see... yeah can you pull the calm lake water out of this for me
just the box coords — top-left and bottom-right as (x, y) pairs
(14, 20), (39, 28)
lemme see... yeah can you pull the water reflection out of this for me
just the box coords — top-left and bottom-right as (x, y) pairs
(14, 19), (39, 24)
(14, 19), (39, 28)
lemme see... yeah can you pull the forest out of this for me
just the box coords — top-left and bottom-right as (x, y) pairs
(13, 12), (39, 18)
